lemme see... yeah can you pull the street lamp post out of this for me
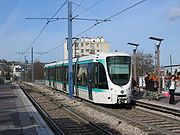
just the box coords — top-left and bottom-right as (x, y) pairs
(149, 37), (164, 93)
(127, 42), (139, 82)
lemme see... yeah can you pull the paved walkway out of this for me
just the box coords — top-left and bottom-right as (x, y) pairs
(0, 83), (54, 135)
(133, 89), (180, 112)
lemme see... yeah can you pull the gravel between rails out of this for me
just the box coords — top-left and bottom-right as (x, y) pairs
(23, 82), (180, 135)
(20, 82), (148, 135)
(19, 83), (111, 135)
(135, 106), (180, 121)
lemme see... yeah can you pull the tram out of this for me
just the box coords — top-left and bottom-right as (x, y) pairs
(44, 52), (132, 104)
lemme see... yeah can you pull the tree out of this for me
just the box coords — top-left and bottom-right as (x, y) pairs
(34, 61), (45, 80)
(136, 51), (155, 77)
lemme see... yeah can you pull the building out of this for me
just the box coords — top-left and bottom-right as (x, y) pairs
(64, 37), (110, 59)
(164, 64), (180, 76)
(12, 65), (22, 80)
(0, 63), (5, 77)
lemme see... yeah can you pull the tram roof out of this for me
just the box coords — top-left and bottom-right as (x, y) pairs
(44, 52), (130, 68)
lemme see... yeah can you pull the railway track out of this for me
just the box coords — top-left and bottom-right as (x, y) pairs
(18, 83), (117, 135)
(20, 82), (180, 135)
(132, 99), (180, 117)
(12, 83), (65, 135)
(85, 102), (180, 135)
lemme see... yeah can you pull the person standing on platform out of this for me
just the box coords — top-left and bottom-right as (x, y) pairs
(167, 75), (176, 104)
(143, 73), (150, 98)
(147, 74), (159, 100)
(145, 73), (150, 90)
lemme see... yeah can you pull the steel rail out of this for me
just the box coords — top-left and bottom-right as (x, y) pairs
(82, 101), (179, 135)
(62, 104), (113, 135)
(20, 83), (113, 135)
(17, 84), (65, 135)
(47, 87), (179, 134)
(21, 82), (180, 135)
(132, 99), (180, 117)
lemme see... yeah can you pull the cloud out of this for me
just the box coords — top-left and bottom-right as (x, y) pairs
(169, 6), (180, 21)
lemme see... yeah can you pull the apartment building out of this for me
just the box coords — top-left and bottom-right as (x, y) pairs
(64, 37), (110, 59)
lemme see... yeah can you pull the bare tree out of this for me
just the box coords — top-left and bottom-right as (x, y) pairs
(135, 51), (155, 77)
(34, 61), (45, 80)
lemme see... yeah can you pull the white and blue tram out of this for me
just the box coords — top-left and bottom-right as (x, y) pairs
(44, 52), (132, 104)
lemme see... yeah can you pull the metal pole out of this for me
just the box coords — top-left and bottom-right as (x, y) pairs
(149, 37), (163, 93)
(156, 43), (161, 93)
(68, 1), (73, 98)
(155, 51), (157, 74)
(24, 56), (26, 82)
(127, 42), (139, 82)
(170, 54), (172, 74)
(133, 49), (137, 82)
(74, 41), (76, 58)
(31, 47), (34, 82)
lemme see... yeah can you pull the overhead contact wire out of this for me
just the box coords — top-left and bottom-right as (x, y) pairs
(19, 0), (68, 61)
(74, 0), (147, 37)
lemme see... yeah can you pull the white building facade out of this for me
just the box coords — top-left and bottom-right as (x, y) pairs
(64, 37), (110, 59)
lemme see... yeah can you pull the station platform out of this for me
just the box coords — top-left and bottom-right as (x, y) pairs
(0, 83), (54, 135)
(132, 90), (180, 113)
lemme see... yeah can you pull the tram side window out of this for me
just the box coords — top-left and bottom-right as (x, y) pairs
(94, 63), (108, 89)
(58, 66), (64, 82)
(77, 64), (88, 86)
(48, 67), (56, 81)
(61, 66), (64, 83)
(56, 67), (60, 82)
(48, 68), (53, 81)
(53, 67), (57, 81)
(58, 66), (63, 82)
(59, 66), (63, 82)
(73, 65), (76, 84)
(53, 67), (56, 81)
(64, 66), (68, 83)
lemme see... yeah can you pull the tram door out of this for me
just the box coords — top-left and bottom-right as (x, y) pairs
(53, 67), (57, 89)
(87, 63), (93, 100)
(62, 66), (67, 92)
(75, 59), (79, 97)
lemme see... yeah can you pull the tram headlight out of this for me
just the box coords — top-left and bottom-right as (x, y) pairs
(121, 90), (124, 94)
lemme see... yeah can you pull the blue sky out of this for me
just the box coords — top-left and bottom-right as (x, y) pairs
(0, 0), (180, 66)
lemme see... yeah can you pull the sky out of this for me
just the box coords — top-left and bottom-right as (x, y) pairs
(0, 0), (180, 66)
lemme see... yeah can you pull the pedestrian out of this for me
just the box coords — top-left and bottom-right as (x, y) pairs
(144, 73), (150, 90)
(148, 75), (155, 91)
(147, 74), (159, 100)
(164, 76), (169, 91)
(167, 75), (176, 104)
(142, 73), (150, 98)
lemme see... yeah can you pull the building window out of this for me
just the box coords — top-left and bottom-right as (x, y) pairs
(90, 50), (95, 54)
(90, 43), (95, 49)
(86, 49), (89, 52)
(97, 50), (99, 52)
(81, 49), (84, 53)
(75, 43), (79, 47)
(86, 43), (89, 46)
(81, 43), (83, 47)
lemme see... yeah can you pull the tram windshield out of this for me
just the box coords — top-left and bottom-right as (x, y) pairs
(107, 56), (131, 86)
